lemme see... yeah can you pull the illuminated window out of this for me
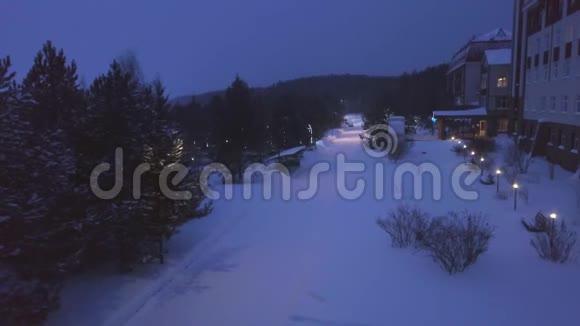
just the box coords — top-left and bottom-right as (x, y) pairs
(497, 77), (508, 88)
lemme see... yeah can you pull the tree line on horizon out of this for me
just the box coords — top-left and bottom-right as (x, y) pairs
(178, 65), (451, 134)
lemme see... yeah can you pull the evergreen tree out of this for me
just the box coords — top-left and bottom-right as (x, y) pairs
(216, 76), (256, 179)
(21, 41), (82, 131)
(0, 57), (83, 324)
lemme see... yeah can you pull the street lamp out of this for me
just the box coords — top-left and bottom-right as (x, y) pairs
(451, 136), (456, 141)
(513, 183), (519, 210)
(496, 169), (502, 192)
(480, 157), (485, 176)
(549, 213), (558, 245)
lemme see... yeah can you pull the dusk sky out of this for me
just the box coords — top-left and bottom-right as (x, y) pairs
(0, 0), (512, 97)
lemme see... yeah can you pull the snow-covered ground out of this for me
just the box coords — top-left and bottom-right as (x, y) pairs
(48, 115), (580, 326)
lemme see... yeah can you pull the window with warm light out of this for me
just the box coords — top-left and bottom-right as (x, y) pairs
(496, 77), (508, 88)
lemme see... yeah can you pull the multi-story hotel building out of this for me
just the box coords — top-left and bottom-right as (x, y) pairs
(437, 29), (513, 138)
(448, 28), (513, 107)
(512, 0), (580, 171)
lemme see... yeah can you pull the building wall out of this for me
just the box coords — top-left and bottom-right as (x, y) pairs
(464, 63), (482, 105)
(512, 0), (580, 171)
(523, 9), (580, 126)
(448, 66), (465, 105)
(520, 119), (580, 171)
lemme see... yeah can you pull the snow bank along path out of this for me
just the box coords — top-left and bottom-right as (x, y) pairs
(51, 115), (580, 326)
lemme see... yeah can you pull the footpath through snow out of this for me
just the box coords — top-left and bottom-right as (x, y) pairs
(48, 116), (580, 326)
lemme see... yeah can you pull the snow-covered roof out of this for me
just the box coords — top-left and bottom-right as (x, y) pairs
(448, 28), (512, 73)
(474, 28), (512, 42)
(485, 48), (512, 65)
(265, 145), (306, 162)
(433, 107), (487, 117)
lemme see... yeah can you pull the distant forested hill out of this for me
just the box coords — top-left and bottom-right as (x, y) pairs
(173, 64), (451, 117)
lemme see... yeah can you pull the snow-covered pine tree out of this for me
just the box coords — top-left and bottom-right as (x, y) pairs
(84, 63), (209, 270)
(0, 55), (83, 324)
(120, 78), (210, 267)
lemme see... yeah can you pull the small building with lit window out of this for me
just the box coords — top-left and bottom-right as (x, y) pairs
(480, 48), (513, 135)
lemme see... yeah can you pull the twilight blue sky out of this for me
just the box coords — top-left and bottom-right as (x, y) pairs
(0, 0), (512, 97)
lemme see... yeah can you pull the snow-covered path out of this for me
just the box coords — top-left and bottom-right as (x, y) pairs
(49, 115), (580, 326)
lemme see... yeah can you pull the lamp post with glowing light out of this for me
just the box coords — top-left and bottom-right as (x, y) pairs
(480, 157), (485, 176)
(513, 183), (519, 210)
(549, 213), (557, 246)
(496, 169), (502, 192)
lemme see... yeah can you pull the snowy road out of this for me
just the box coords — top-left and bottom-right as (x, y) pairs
(50, 116), (580, 326)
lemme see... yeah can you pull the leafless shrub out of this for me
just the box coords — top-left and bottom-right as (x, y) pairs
(518, 187), (529, 204)
(377, 205), (429, 248)
(419, 211), (494, 274)
(495, 191), (509, 200)
(531, 219), (576, 263)
(503, 166), (518, 184)
(504, 142), (532, 174)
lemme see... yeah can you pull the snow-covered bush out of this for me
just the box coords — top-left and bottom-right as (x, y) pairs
(522, 211), (550, 233)
(529, 216), (576, 263)
(389, 138), (414, 163)
(377, 205), (429, 248)
(480, 174), (495, 185)
(469, 138), (496, 154)
(420, 211), (494, 274)
(495, 191), (509, 200)
(451, 143), (465, 156)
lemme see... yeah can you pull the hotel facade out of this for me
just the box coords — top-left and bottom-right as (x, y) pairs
(512, 0), (580, 171)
